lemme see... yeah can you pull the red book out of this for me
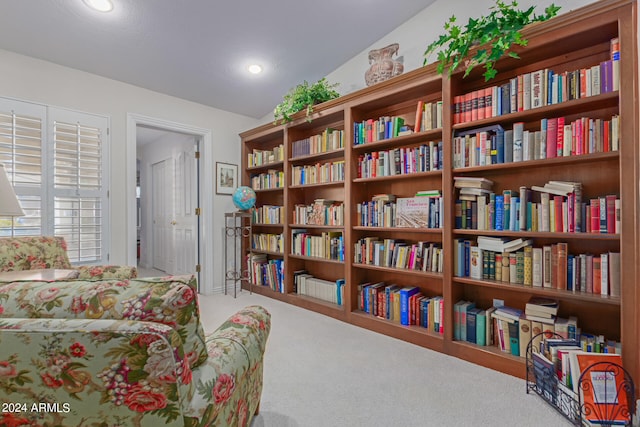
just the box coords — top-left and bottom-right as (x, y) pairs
(593, 256), (602, 294)
(477, 89), (485, 120)
(484, 87), (492, 119)
(553, 195), (564, 232)
(464, 92), (472, 123)
(590, 199), (600, 234)
(556, 117), (565, 157)
(603, 120), (610, 152)
(546, 118), (558, 158)
(414, 100), (424, 133)
(556, 242), (568, 290)
(471, 90), (479, 122)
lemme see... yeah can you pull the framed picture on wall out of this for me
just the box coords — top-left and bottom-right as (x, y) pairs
(216, 162), (237, 195)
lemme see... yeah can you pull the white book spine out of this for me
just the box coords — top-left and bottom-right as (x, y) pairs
(532, 247), (543, 287)
(601, 253), (609, 296)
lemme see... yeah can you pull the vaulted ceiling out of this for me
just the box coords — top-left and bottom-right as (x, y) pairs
(0, 0), (436, 119)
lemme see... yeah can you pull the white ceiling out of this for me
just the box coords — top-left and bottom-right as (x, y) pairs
(0, 0), (436, 119)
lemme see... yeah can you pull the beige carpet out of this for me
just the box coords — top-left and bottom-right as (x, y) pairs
(198, 290), (576, 427)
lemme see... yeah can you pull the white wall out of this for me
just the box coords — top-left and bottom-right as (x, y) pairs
(0, 48), (258, 294)
(326, 0), (598, 95)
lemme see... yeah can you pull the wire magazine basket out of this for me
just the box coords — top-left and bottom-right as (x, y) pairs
(526, 332), (635, 426)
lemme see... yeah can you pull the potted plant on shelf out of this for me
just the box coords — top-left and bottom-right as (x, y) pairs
(273, 78), (340, 125)
(423, 1), (560, 81)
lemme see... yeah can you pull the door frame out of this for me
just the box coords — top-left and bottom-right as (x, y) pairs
(127, 114), (212, 291)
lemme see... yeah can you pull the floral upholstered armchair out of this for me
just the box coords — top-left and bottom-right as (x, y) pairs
(0, 274), (271, 426)
(0, 236), (137, 280)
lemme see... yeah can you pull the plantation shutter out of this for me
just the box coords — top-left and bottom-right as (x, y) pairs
(0, 97), (109, 263)
(0, 98), (45, 235)
(50, 108), (109, 263)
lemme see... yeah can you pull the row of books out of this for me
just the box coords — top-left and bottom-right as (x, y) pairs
(251, 233), (284, 254)
(456, 190), (620, 235)
(455, 238), (621, 296)
(356, 141), (443, 179)
(294, 271), (344, 306)
(356, 193), (443, 229)
(452, 115), (620, 169)
(252, 204), (284, 225)
(353, 116), (409, 145)
(413, 100), (443, 133)
(291, 229), (344, 261)
(290, 128), (344, 158)
(290, 160), (345, 186)
(358, 282), (443, 332)
(247, 143), (284, 168)
(455, 177), (619, 234)
(250, 169), (285, 190)
(455, 297), (621, 358)
(247, 254), (284, 293)
(293, 199), (344, 226)
(353, 238), (443, 273)
(453, 38), (620, 124)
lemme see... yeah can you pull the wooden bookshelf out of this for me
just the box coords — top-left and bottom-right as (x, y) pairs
(239, 0), (639, 392)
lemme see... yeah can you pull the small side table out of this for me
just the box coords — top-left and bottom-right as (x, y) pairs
(224, 211), (252, 297)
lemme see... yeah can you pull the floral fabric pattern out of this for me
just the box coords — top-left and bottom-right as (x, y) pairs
(0, 275), (209, 369)
(0, 273), (271, 427)
(0, 236), (71, 271)
(0, 236), (138, 280)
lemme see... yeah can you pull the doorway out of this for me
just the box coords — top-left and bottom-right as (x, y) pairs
(137, 126), (200, 277)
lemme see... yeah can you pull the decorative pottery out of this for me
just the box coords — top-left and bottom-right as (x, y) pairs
(365, 43), (404, 86)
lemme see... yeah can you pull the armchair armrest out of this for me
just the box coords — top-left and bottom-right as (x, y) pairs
(184, 305), (271, 427)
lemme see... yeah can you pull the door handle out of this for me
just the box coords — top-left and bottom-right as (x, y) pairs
(170, 220), (177, 225)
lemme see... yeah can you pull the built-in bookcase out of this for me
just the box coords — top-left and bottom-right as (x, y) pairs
(239, 0), (639, 391)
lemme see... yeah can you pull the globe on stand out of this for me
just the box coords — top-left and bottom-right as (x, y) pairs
(232, 186), (256, 211)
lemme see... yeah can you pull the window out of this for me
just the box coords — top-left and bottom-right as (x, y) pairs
(0, 97), (109, 264)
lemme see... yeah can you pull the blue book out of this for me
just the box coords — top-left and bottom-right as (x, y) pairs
(467, 307), (482, 344)
(335, 279), (345, 305)
(400, 287), (420, 325)
(495, 195), (504, 231)
(567, 254), (574, 292)
(476, 309), (487, 346)
(496, 127), (505, 164)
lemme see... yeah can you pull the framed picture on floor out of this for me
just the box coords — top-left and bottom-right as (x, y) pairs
(216, 162), (237, 195)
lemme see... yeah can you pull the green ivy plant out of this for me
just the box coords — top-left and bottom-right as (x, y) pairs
(273, 78), (340, 125)
(423, 1), (560, 81)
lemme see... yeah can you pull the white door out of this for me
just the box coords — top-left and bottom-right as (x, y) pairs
(173, 144), (198, 275)
(151, 159), (173, 272)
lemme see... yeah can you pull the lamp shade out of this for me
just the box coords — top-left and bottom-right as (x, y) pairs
(0, 164), (24, 216)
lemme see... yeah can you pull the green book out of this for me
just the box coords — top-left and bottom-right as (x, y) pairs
(476, 309), (487, 346)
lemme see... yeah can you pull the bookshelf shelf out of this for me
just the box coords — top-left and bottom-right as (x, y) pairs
(453, 229), (619, 241)
(352, 128), (443, 152)
(250, 249), (284, 257)
(353, 170), (442, 183)
(240, 0), (639, 393)
(453, 277), (621, 306)
(254, 187), (284, 193)
(289, 181), (344, 190)
(247, 160), (284, 172)
(452, 151), (619, 174)
(353, 263), (443, 279)
(353, 226), (443, 234)
(252, 223), (284, 228)
(288, 254), (345, 264)
(289, 148), (345, 163)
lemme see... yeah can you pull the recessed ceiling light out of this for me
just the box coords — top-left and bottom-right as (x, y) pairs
(83, 0), (114, 12)
(247, 64), (263, 75)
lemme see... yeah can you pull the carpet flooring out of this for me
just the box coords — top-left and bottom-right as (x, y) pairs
(197, 290), (575, 427)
